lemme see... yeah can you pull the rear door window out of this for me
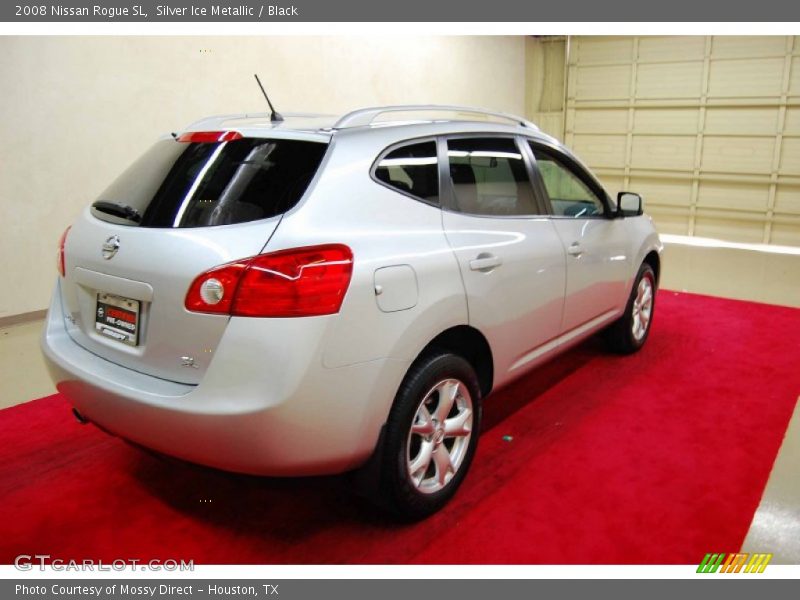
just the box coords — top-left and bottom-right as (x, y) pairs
(446, 137), (540, 217)
(91, 137), (328, 228)
(374, 141), (439, 204)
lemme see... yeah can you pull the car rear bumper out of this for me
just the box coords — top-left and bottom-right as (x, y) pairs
(41, 280), (407, 476)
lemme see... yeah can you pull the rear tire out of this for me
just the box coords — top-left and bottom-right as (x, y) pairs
(604, 262), (656, 354)
(378, 352), (482, 520)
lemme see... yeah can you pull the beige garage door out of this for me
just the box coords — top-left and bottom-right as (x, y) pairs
(564, 36), (800, 246)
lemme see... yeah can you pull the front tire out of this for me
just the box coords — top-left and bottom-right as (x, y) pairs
(605, 262), (656, 354)
(380, 352), (482, 520)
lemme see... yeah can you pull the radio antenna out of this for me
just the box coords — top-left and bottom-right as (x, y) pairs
(254, 74), (284, 123)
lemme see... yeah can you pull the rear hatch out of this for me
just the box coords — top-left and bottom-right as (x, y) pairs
(59, 132), (328, 384)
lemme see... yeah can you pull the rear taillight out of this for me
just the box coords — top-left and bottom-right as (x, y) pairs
(176, 131), (242, 143)
(185, 244), (354, 318)
(57, 226), (71, 277)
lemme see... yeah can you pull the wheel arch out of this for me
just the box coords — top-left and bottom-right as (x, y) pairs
(414, 325), (494, 398)
(643, 249), (661, 285)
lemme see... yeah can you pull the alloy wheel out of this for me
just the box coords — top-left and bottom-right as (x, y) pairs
(631, 275), (654, 341)
(406, 378), (474, 494)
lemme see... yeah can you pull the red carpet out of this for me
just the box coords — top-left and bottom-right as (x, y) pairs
(1, 291), (798, 564)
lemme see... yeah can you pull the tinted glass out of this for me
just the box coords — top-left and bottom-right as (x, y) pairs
(374, 141), (439, 204)
(447, 138), (538, 216)
(91, 138), (328, 228)
(530, 145), (605, 217)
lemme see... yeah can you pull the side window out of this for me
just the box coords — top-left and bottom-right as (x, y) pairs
(530, 145), (606, 218)
(446, 137), (539, 217)
(374, 141), (439, 204)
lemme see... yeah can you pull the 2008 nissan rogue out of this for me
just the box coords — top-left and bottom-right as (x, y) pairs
(42, 105), (662, 519)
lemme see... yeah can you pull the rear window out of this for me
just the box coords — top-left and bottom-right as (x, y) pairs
(91, 137), (328, 228)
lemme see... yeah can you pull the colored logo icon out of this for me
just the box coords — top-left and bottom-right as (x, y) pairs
(697, 553), (772, 573)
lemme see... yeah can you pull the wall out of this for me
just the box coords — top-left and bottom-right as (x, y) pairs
(525, 36), (567, 139)
(0, 35), (526, 318)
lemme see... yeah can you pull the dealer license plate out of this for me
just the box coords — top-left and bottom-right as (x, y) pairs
(95, 293), (140, 346)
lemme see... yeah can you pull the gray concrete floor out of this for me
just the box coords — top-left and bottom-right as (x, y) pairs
(1, 238), (798, 561)
(742, 401), (800, 563)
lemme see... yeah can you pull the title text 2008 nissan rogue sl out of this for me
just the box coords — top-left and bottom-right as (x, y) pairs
(41, 105), (662, 519)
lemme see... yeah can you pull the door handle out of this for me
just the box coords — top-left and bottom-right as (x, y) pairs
(567, 242), (583, 257)
(469, 253), (503, 272)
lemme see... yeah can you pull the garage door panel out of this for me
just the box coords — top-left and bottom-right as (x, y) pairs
(598, 175), (625, 196)
(573, 37), (633, 64)
(701, 136), (775, 174)
(694, 214), (766, 243)
(790, 57), (800, 95)
(572, 109), (628, 134)
(770, 222), (800, 245)
(571, 134), (627, 168)
(711, 36), (788, 59)
(567, 35), (798, 247)
(574, 65), (632, 100)
(631, 136), (696, 171)
(708, 58), (785, 97)
(638, 36), (705, 62)
(775, 185), (800, 215)
(633, 109), (699, 135)
(779, 138), (800, 175)
(646, 208), (691, 235)
(697, 182), (770, 212)
(629, 177), (693, 208)
(704, 107), (779, 136)
(636, 62), (704, 99)
(784, 108), (800, 134)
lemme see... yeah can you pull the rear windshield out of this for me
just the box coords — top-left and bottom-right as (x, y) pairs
(91, 137), (328, 228)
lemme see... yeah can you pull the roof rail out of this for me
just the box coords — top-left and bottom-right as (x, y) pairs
(333, 105), (539, 130)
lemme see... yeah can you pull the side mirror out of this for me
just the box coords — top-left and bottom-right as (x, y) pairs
(617, 192), (643, 217)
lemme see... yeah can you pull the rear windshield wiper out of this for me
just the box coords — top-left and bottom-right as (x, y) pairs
(92, 201), (143, 223)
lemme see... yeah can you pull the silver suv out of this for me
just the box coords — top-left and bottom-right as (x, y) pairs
(42, 105), (662, 519)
